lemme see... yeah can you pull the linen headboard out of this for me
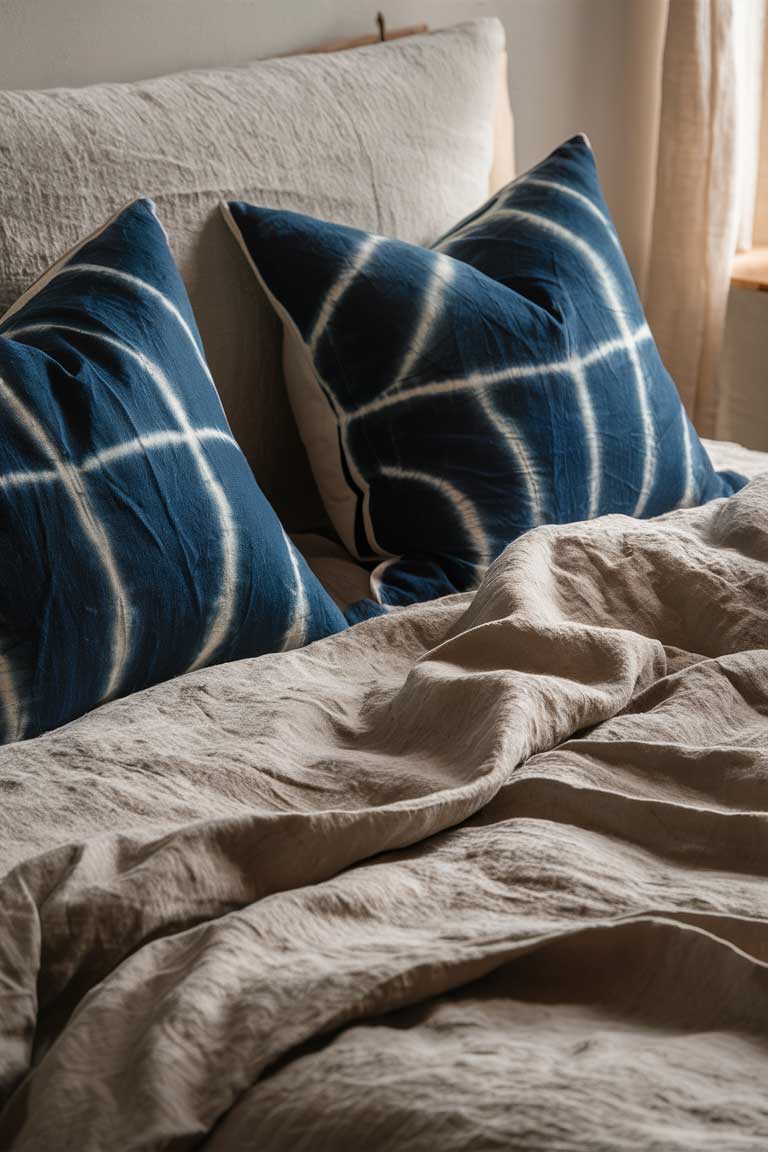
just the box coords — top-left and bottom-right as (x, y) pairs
(0, 17), (514, 532)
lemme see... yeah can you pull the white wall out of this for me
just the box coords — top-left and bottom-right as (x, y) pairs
(0, 0), (665, 284)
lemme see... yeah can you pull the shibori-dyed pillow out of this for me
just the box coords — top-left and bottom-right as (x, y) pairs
(224, 135), (745, 621)
(0, 200), (345, 742)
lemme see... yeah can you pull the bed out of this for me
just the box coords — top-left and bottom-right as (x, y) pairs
(1, 18), (768, 1152)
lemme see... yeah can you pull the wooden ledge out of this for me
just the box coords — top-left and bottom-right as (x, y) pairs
(300, 23), (428, 55)
(732, 247), (768, 291)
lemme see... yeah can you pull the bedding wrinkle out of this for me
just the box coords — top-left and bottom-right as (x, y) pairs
(1, 478), (768, 1147)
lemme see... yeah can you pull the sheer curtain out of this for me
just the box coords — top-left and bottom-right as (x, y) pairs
(644, 0), (766, 438)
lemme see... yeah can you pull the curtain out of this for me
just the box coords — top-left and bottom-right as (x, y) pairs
(644, 0), (766, 438)
(753, 4), (768, 242)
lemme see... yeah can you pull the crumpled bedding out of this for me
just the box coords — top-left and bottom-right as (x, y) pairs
(704, 435), (768, 482)
(1, 477), (768, 1149)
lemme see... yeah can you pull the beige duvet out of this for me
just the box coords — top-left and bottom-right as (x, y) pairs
(1, 479), (768, 1150)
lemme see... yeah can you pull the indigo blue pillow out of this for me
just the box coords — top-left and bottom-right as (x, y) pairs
(0, 199), (346, 743)
(225, 135), (745, 620)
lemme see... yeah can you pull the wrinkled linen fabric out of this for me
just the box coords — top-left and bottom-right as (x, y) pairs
(1, 478), (768, 1148)
(704, 435), (768, 480)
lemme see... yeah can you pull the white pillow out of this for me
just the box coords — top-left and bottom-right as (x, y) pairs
(0, 19), (504, 531)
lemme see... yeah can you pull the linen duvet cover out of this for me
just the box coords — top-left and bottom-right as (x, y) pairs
(2, 476), (768, 1149)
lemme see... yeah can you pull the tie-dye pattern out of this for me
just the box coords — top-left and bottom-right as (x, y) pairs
(227, 135), (745, 619)
(0, 201), (345, 742)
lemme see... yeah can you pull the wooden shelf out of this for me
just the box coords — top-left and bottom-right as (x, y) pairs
(300, 24), (428, 55)
(732, 247), (768, 291)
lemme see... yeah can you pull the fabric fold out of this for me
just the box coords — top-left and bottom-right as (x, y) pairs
(1, 478), (767, 1148)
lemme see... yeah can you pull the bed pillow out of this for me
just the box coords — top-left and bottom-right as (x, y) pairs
(224, 135), (746, 618)
(0, 200), (345, 744)
(0, 19), (504, 535)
